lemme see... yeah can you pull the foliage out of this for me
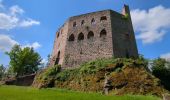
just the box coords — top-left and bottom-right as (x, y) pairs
(37, 65), (61, 81)
(56, 68), (79, 81)
(33, 65), (61, 88)
(151, 58), (170, 90)
(79, 58), (115, 74)
(6, 45), (41, 76)
(0, 64), (5, 79)
(79, 57), (149, 74)
(122, 13), (129, 20)
(33, 57), (166, 96)
(0, 86), (160, 100)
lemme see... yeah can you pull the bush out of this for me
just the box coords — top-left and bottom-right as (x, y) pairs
(33, 65), (61, 88)
(152, 58), (170, 90)
(79, 58), (116, 74)
(56, 68), (79, 81)
(38, 65), (61, 80)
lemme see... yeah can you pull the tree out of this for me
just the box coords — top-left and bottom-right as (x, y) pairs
(6, 45), (42, 76)
(0, 64), (5, 79)
(151, 58), (170, 90)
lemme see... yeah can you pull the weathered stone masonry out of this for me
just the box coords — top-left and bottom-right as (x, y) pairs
(49, 5), (138, 68)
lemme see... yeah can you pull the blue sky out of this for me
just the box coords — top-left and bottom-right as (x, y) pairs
(0, 0), (170, 66)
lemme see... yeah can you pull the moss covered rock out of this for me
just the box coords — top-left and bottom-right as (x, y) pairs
(33, 58), (168, 97)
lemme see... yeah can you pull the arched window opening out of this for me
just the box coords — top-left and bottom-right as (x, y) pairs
(125, 33), (130, 40)
(100, 16), (107, 21)
(80, 49), (83, 54)
(78, 32), (84, 41)
(73, 22), (76, 27)
(68, 34), (75, 41)
(55, 51), (60, 65)
(87, 31), (94, 39)
(91, 18), (95, 24)
(57, 51), (60, 58)
(100, 29), (107, 37)
(81, 20), (85, 26)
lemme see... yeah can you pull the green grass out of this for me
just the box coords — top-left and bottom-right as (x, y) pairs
(0, 85), (160, 100)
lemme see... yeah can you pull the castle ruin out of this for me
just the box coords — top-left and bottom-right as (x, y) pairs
(49, 5), (138, 68)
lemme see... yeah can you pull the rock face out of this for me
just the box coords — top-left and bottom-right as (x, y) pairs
(33, 58), (168, 97)
(49, 5), (138, 68)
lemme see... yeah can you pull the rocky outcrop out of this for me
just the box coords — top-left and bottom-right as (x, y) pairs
(33, 58), (169, 97)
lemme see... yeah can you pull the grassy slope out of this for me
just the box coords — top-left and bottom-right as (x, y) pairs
(0, 85), (160, 100)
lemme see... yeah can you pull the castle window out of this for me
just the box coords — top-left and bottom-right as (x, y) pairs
(87, 31), (94, 39)
(125, 33), (130, 39)
(100, 29), (107, 37)
(91, 18), (95, 24)
(81, 20), (85, 26)
(100, 16), (107, 21)
(78, 32), (84, 41)
(68, 34), (75, 41)
(73, 22), (77, 27)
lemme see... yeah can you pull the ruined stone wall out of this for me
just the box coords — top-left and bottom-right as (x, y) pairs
(62, 10), (114, 68)
(49, 5), (138, 68)
(49, 22), (69, 67)
(110, 5), (138, 58)
(3, 74), (35, 86)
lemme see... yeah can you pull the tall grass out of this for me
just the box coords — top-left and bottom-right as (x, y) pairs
(0, 85), (160, 100)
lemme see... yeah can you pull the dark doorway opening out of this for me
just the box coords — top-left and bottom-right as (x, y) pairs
(55, 51), (60, 65)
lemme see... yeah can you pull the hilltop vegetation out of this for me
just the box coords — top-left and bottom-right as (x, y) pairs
(33, 57), (168, 97)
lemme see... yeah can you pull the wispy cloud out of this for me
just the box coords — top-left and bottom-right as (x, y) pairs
(19, 18), (40, 27)
(22, 42), (41, 50)
(0, 1), (40, 30)
(131, 5), (170, 44)
(0, 34), (18, 52)
(0, 34), (41, 52)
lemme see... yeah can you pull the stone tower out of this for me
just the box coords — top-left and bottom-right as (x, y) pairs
(49, 5), (138, 68)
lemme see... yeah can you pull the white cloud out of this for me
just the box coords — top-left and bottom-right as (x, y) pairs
(0, 34), (18, 52)
(23, 42), (41, 50)
(0, 1), (40, 30)
(0, 13), (19, 30)
(19, 18), (40, 27)
(160, 53), (170, 62)
(0, 34), (41, 52)
(10, 5), (24, 15)
(131, 5), (170, 44)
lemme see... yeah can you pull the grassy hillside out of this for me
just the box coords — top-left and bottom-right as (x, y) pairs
(0, 85), (160, 100)
(33, 58), (167, 97)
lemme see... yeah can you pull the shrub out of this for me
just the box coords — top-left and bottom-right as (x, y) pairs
(151, 58), (170, 90)
(79, 58), (115, 74)
(38, 65), (61, 80)
(56, 68), (79, 81)
(32, 65), (61, 88)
